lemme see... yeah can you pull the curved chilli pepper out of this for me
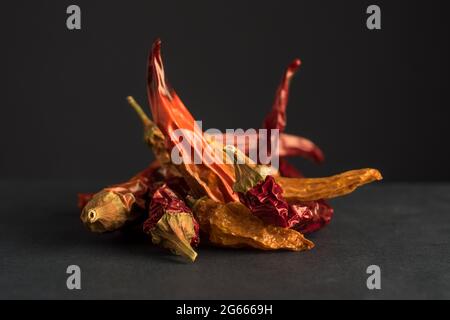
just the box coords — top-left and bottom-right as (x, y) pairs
(192, 198), (314, 251)
(147, 39), (237, 203)
(79, 161), (160, 233)
(143, 185), (199, 262)
(263, 59), (301, 132)
(263, 59), (324, 176)
(290, 200), (334, 234)
(275, 168), (383, 202)
(204, 59), (324, 174)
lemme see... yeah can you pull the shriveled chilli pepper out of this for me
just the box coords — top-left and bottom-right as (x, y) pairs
(227, 146), (380, 232)
(290, 200), (334, 234)
(275, 168), (383, 202)
(233, 165), (300, 228)
(227, 145), (300, 228)
(147, 39), (237, 203)
(192, 198), (314, 251)
(80, 161), (160, 233)
(143, 185), (199, 262)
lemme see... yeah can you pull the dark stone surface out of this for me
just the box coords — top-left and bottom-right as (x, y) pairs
(0, 181), (449, 299)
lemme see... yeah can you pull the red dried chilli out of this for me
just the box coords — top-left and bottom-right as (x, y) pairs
(147, 39), (237, 203)
(290, 200), (334, 234)
(230, 147), (301, 228)
(263, 59), (324, 176)
(235, 170), (333, 233)
(143, 185), (200, 262)
(237, 175), (301, 228)
(230, 146), (333, 233)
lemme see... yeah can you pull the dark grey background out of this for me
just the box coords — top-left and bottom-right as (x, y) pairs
(1, 0), (449, 182)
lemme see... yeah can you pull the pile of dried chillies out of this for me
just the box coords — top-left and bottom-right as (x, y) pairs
(78, 39), (382, 262)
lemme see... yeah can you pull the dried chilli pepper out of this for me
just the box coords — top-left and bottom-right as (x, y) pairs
(147, 39), (237, 203)
(263, 59), (324, 176)
(263, 59), (301, 132)
(192, 198), (314, 251)
(226, 145), (300, 228)
(227, 146), (380, 232)
(204, 59), (324, 175)
(289, 200), (334, 234)
(275, 168), (383, 202)
(80, 162), (160, 233)
(143, 185), (200, 262)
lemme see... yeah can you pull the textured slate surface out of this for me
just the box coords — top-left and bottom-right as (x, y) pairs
(0, 181), (449, 299)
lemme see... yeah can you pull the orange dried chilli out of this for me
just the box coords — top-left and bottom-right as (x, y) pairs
(147, 39), (237, 203)
(192, 198), (314, 251)
(275, 168), (383, 202)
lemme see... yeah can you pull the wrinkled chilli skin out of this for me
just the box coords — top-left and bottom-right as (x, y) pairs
(144, 185), (200, 262)
(193, 198), (314, 251)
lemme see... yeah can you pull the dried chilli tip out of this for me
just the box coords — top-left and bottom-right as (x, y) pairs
(192, 198), (314, 251)
(144, 185), (199, 262)
(147, 39), (237, 203)
(263, 59), (301, 132)
(275, 168), (383, 202)
(226, 145), (300, 228)
(80, 163), (159, 233)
